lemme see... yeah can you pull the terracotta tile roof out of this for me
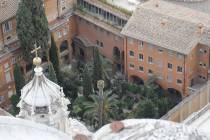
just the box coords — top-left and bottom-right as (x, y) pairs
(168, 0), (210, 14)
(0, 0), (19, 23)
(121, 0), (210, 54)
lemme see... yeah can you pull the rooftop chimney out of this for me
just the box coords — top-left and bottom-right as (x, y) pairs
(154, 0), (159, 7)
(197, 23), (204, 35)
(161, 19), (168, 27)
(0, 0), (7, 8)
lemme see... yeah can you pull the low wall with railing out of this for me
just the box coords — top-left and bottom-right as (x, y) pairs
(161, 82), (209, 122)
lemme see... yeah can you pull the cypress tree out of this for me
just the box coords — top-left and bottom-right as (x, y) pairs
(31, 0), (50, 58)
(93, 47), (103, 88)
(16, 0), (34, 62)
(13, 64), (25, 97)
(17, 0), (49, 62)
(48, 62), (58, 83)
(49, 35), (60, 79)
(82, 66), (93, 98)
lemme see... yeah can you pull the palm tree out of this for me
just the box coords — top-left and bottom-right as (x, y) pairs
(82, 90), (119, 129)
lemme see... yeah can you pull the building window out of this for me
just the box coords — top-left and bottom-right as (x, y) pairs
(199, 62), (206, 67)
(204, 50), (207, 53)
(203, 63), (207, 67)
(199, 48), (207, 54)
(139, 66), (144, 72)
(177, 53), (184, 59)
(57, 31), (62, 38)
(3, 21), (12, 33)
(5, 71), (11, 83)
(100, 42), (103, 47)
(148, 69), (153, 75)
(4, 63), (9, 69)
(0, 96), (5, 104)
(129, 63), (134, 69)
(148, 57), (153, 64)
(63, 29), (67, 36)
(96, 40), (100, 46)
(168, 63), (173, 69)
(158, 49), (164, 53)
(139, 41), (144, 50)
(199, 62), (203, 66)
(177, 66), (183, 72)
(11, 57), (16, 64)
(139, 54), (143, 61)
(96, 40), (103, 47)
(177, 79), (182, 84)
(129, 51), (134, 57)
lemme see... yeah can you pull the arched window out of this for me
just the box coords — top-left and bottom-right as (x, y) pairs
(113, 46), (120, 59)
(60, 40), (68, 52)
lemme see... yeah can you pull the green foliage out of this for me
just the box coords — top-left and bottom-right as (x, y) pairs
(9, 95), (20, 116)
(59, 67), (81, 102)
(134, 99), (157, 118)
(17, 0), (49, 62)
(157, 97), (170, 117)
(72, 96), (87, 118)
(127, 84), (141, 94)
(47, 62), (58, 83)
(82, 90), (119, 129)
(111, 74), (128, 98)
(49, 35), (60, 80)
(16, 0), (34, 61)
(31, 0), (49, 57)
(82, 65), (93, 98)
(13, 64), (25, 97)
(93, 47), (103, 88)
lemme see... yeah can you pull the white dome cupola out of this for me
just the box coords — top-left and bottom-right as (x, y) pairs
(17, 44), (70, 131)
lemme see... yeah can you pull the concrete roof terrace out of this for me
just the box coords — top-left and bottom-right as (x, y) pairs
(106, 0), (145, 11)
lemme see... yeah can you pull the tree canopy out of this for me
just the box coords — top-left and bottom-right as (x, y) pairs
(47, 62), (58, 83)
(49, 34), (60, 80)
(13, 63), (25, 97)
(93, 47), (103, 88)
(17, 0), (49, 62)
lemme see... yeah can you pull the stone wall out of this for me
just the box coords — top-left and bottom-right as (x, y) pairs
(161, 82), (210, 122)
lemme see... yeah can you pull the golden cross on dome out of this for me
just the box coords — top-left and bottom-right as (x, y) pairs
(31, 42), (41, 58)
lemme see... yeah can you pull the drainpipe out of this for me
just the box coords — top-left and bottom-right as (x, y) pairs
(124, 37), (128, 79)
(57, 0), (60, 17)
(183, 55), (186, 98)
(0, 23), (5, 51)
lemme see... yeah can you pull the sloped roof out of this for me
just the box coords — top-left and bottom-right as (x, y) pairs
(168, 0), (210, 14)
(0, 0), (19, 23)
(21, 67), (62, 107)
(121, 0), (210, 54)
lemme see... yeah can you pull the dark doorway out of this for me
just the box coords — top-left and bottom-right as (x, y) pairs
(60, 40), (68, 52)
(130, 75), (144, 85)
